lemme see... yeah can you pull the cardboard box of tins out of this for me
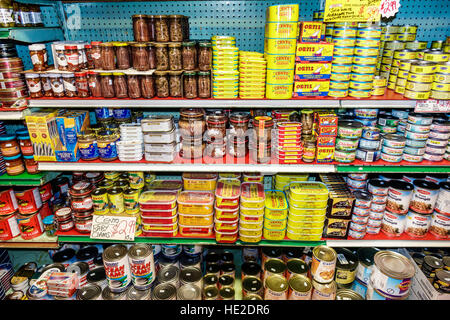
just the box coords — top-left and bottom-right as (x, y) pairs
(322, 216), (351, 239)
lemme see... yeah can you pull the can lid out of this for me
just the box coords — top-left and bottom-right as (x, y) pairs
(374, 250), (415, 279)
(102, 244), (128, 262)
(177, 283), (201, 300)
(265, 274), (288, 292)
(242, 276), (262, 293)
(219, 286), (235, 299)
(87, 267), (106, 283)
(76, 284), (102, 300)
(288, 274), (311, 293)
(336, 288), (364, 300)
(203, 285), (219, 299)
(153, 283), (177, 300)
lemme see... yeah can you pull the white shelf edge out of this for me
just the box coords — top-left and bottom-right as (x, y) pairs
(326, 240), (450, 248)
(28, 99), (341, 108)
(38, 162), (336, 173)
(340, 99), (417, 108)
(0, 109), (31, 120)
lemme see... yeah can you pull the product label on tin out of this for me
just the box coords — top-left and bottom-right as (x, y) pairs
(370, 265), (411, 296)
(129, 255), (155, 290)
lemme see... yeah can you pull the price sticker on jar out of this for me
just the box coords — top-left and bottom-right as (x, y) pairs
(90, 215), (136, 241)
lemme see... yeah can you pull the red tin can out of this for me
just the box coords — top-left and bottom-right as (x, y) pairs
(15, 187), (43, 215)
(39, 201), (53, 219)
(0, 212), (20, 240)
(16, 210), (44, 240)
(0, 188), (18, 216)
(39, 182), (53, 202)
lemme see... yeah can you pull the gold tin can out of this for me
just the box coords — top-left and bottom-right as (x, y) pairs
(288, 274), (312, 300)
(107, 187), (124, 214)
(404, 89), (430, 100)
(406, 81), (433, 92)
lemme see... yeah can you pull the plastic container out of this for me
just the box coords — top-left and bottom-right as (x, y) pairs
(141, 207), (177, 218)
(179, 223), (214, 237)
(215, 228), (238, 243)
(214, 217), (239, 232)
(139, 191), (178, 210)
(182, 173), (218, 191)
(288, 182), (329, 201)
(177, 191), (214, 215)
(215, 178), (241, 209)
(178, 212), (214, 226)
(263, 227), (286, 240)
(240, 182), (265, 208)
(214, 206), (239, 221)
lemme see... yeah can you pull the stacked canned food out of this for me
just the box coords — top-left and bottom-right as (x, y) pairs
(214, 178), (240, 243)
(274, 120), (303, 164)
(0, 2), (44, 28)
(179, 108), (205, 159)
(431, 61), (450, 100)
(212, 36), (239, 99)
(353, 109), (382, 162)
(263, 190), (288, 241)
(405, 112), (432, 162)
(264, 4), (298, 99)
(0, 128), (38, 176)
(334, 120), (364, 163)
(0, 44), (28, 109)
(238, 51), (266, 98)
(142, 115), (177, 162)
(239, 181), (265, 243)
(118, 123), (143, 162)
(285, 182), (329, 241)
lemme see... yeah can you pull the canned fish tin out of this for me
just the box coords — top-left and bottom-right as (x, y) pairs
(406, 81), (433, 92)
(434, 73), (450, 84)
(370, 250), (415, 297)
(435, 182), (450, 215)
(157, 265), (180, 287)
(424, 51), (449, 63)
(311, 245), (337, 284)
(128, 244), (155, 290)
(338, 121), (363, 139)
(352, 72), (375, 83)
(352, 64), (376, 74)
(394, 49), (417, 60)
(288, 274), (312, 300)
(334, 149), (356, 163)
(242, 276), (263, 297)
(333, 55), (353, 65)
(430, 90), (450, 100)
(286, 258), (308, 279)
(311, 279), (336, 300)
(330, 80), (350, 90)
(382, 134), (406, 148)
(350, 80), (373, 90)
(264, 274), (288, 300)
(263, 258), (287, 281)
(336, 289), (364, 300)
(404, 146), (425, 156)
(328, 88), (348, 97)
(386, 180), (414, 214)
(330, 72), (351, 81)
(266, 4), (299, 22)
(368, 179), (389, 196)
(381, 145), (404, 156)
(381, 211), (406, 236)
(180, 267), (203, 287)
(332, 37), (356, 47)
(348, 227), (366, 239)
(77, 284), (102, 300)
(430, 211), (450, 238)
(334, 46), (356, 56)
(103, 244), (131, 293)
(336, 137), (359, 151)
(409, 180), (440, 214)
(332, 64), (352, 74)
(334, 248), (358, 286)
(349, 88), (371, 98)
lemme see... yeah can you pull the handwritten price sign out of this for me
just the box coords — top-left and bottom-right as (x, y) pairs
(380, 0), (400, 18)
(90, 215), (136, 241)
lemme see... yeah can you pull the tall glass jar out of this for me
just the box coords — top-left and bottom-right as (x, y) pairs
(140, 74), (155, 98)
(147, 42), (156, 69)
(91, 41), (103, 69)
(182, 41), (197, 70)
(147, 15), (156, 41)
(55, 43), (68, 71)
(300, 109), (314, 135)
(198, 42), (212, 71)
(101, 42), (116, 70)
(132, 14), (149, 42)
(154, 71), (169, 98)
(127, 74), (141, 99)
(154, 15), (169, 42)
(75, 72), (89, 98)
(62, 73), (77, 97)
(114, 42), (130, 70)
(85, 43), (95, 69)
(169, 15), (184, 42)
(100, 72), (115, 98)
(198, 71), (211, 98)
(155, 43), (169, 71)
(168, 71), (182, 97)
(49, 73), (64, 97)
(131, 43), (149, 71)
(87, 71), (102, 97)
(113, 73), (128, 98)
(168, 42), (182, 71)
(183, 71), (197, 99)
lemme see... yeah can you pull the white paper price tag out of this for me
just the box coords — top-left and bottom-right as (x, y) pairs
(90, 215), (136, 241)
(380, 0), (400, 18)
(415, 99), (450, 113)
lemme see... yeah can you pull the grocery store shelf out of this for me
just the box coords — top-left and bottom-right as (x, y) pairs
(340, 99), (416, 109)
(336, 159), (450, 173)
(0, 234), (59, 249)
(327, 239), (450, 248)
(0, 108), (31, 120)
(0, 27), (64, 42)
(0, 171), (61, 186)
(28, 97), (341, 108)
(38, 160), (336, 174)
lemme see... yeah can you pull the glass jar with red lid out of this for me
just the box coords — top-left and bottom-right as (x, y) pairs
(229, 112), (250, 137)
(206, 113), (228, 142)
(64, 45), (80, 72)
(54, 207), (74, 232)
(69, 181), (94, 213)
(18, 134), (33, 156)
(75, 72), (89, 98)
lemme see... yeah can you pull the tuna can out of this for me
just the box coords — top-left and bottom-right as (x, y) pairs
(261, 247), (283, 265)
(404, 146), (425, 156)
(405, 210), (431, 238)
(241, 261), (262, 279)
(348, 227), (366, 239)
(328, 88), (348, 97)
(352, 214), (369, 225)
(430, 90), (450, 100)
(386, 180), (414, 214)
(409, 180), (440, 214)
(378, 115), (399, 127)
(178, 283), (202, 300)
(405, 138), (427, 148)
(264, 274), (288, 300)
(76, 246), (98, 270)
(351, 72), (375, 82)
(102, 285), (128, 300)
(382, 134), (406, 148)
(403, 153), (423, 162)
(330, 72), (351, 81)
(355, 148), (381, 162)
(381, 211), (406, 236)
(404, 89), (431, 100)
(91, 188), (109, 214)
(288, 274), (312, 300)
(180, 267), (203, 288)
(218, 274), (234, 288)
(107, 187), (124, 214)
(152, 282), (177, 300)
(381, 145), (404, 156)
(346, 177), (367, 189)
(203, 285), (219, 300)
(311, 245), (337, 284)
(370, 250), (415, 297)
(348, 173), (368, 181)
(361, 127), (381, 140)
(433, 270), (450, 294)
(76, 283), (102, 300)
(0, 213), (20, 240)
(435, 182), (450, 215)
(126, 285), (151, 300)
(421, 255), (443, 279)
(359, 138), (381, 150)
(334, 149), (356, 163)
(103, 244), (131, 293)
(218, 286), (235, 300)
(157, 265), (180, 288)
(242, 276), (263, 298)
(128, 244), (155, 290)
(378, 125), (397, 134)
(311, 279), (336, 300)
(286, 258), (308, 279)
(203, 274), (218, 288)
(338, 121), (364, 139)
(354, 191), (372, 209)
(335, 288), (364, 300)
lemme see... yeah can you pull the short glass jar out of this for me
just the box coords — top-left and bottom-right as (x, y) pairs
(4, 154), (25, 176)
(206, 113), (228, 142)
(132, 14), (150, 42)
(114, 42), (131, 70)
(91, 41), (103, 69)
(64, 45), (80, 72)
(181, 137), (205, 159)
(0, 134), (20, 157)
(28, 43), (47, 72)
(17, 134), (33, 156)
(127, 74), (141, 99)
(113, 72), (128, 98)
(154, 71), (169, 98)
(183, 71), (197, 99)
(169, 15), (184, 42)
(77, 130), (99, 161)
(198, 42), (212, 71)
(168, 42), (182, 71)
(75, 72), (89, 98)
(198, 71), (211, 98)
(49, 73), (65, 97)
(25, 73), (42, 98)
(23, 155), (39, 174)
(62, 73), (77, 97)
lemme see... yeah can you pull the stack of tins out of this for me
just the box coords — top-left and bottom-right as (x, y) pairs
(328, 22), (357, 98)
(0, 43), (29, 109)
(238, 51), (266, 99)
(354, 109), (382, 163)
(179, 173), (216, 239)
(285, 182), (329, 241)
(334, 120), (364, 163)
(211, 36), (239, 99)
(393, 49), (421, 96)
(404, 113), (432, 163)
(431, 61), (450, 100)
(214, 178), (240, 243)
(102, 244), (155, 299)
(238, 182), (265, 243)
(263, 190), (288, 241)
(0, 183), (53, 241)
(264, 4), (298, 99)
(349, 23), (382, 98)
(274, 120), (303, 164)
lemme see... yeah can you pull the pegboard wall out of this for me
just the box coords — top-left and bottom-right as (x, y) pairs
(60, 0), (449, 52)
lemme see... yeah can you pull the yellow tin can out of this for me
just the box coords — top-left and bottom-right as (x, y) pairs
(387, 81), (396, 90)
(384, 41), (406, 50)
(371, 86), (386, 96)
(396, 77), (408, 87)
(389, 74), (398, 82)
(328, 88), (348, 98)
(410, 61), (436, 74)
(353, 56), (378, 65)
(434, 73), (450, 84)
(406, 81), (432, 92)
(266, 83), (293, 99)
(266, 4), (299, 22)
(355, 38), (381, 48)
(423, 51), (449, 63)
(264, 217), (287, 230)
(407, 72), (434, 83)
(330, 73), (351, 81)
(332, 37), (356, 47)
(354, 47), (379, 56)
(267, 68), (294, 84)
(357, 28), (382, 38)
(381, 33), (396, 41)
(348, 88), (371, 98)
(239, 232), (262, 244)
(264, 37), (297, 55)
(404, 89), (430, 100)
(394, 49), (417, 60)
(398, 25), (418, 33)
(394, 85), (406, 94)
(333, 46), (355, 56)
(333, 28), (357, 38)
(331, 64), (352, 74)
(432, 81), (450, 92)
(108, 187), (125, 215)
(381, 56), (393, 65)
(391, 66), (399, 75)
(333, 55), (353, 65)
(430, 90), (450, 100)
(330, 81), (350, 90)
(352, 64), (376, 74)
(92, 188), (109, 214)
(396, 33), (416, 42)
(372, 76), (387, 87)
(263, 227), (286, 241)
(265, 22), (298, 39)
(264, 53), (295, 69)
(350, 81), (373, 90)
(406, 41), (428, 50)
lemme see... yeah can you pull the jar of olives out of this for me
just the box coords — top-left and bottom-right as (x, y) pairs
(154, 15), (169, 42)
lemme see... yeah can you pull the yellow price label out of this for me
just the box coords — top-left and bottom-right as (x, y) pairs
(324, 0), (381, 22)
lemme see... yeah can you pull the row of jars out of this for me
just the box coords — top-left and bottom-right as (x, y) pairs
(132, 14), (189, 43)
(0, 1), (43, 28)
(30, 40), (213, 74)
(25, 71), (212, 99)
